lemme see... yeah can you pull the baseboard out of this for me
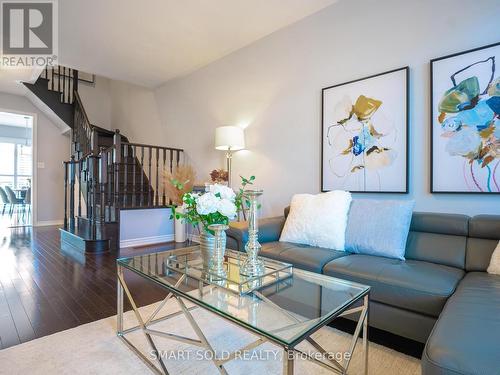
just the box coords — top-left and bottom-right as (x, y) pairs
(35, 220), (64, 227)
(120, 234), (175, 248)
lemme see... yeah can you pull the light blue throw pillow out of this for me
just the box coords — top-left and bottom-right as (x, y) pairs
(345, 199), (415, 260)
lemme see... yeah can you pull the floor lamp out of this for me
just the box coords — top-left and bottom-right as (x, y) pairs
(215, 126), (245, 187)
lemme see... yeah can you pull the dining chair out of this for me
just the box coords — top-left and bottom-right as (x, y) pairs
(0, 187), (9, 215)
(24, 187), (31, 217)
(5, 186), (24, 216)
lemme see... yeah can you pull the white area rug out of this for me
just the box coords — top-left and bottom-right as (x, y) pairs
(0, 299), (421, 374)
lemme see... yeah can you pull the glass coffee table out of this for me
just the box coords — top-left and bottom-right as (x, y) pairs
(117, 246), (370, 375)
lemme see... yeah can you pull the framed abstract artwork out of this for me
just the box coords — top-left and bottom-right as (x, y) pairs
(431, 42), (500, 194)
(321, 67), (409, 193)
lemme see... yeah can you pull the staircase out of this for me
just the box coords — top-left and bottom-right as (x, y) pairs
(24, 65), (184, 254)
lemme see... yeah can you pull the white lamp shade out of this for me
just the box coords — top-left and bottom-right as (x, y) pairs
(215, 126), (245, 151)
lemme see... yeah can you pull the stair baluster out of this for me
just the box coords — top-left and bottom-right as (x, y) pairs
(113, 130), (121, 221)
(162, 148), (166, 206)
(63, 160), (68, 229)
(90, 154), (99, 237)
(106, 148), (112, 221)
(148, 147), (152, 206)
(123, 145), (128, 207)
(69, 156), (76, 229)
(132, 146), (137, 207)
(85, 159), (90, 221)
(169, 149), (174, 205)
(140, 146), (145, 207)
(155, 148), (159, 206)
(77, 159), (82, 217)
(62, 67), (65, 102)
(72, 70), (78, 103)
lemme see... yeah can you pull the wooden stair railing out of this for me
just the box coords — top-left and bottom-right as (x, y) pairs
(73, 92), (93, 158)
(26, 63), (186, 251)
(45, 63), (185, 247)
(63, 131), (184, 232)
(40, 65), (79, 104)
(63, 139), (184, 230)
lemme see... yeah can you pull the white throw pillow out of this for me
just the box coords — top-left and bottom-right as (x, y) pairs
(279, 191), (352, 250)
(487, 241), (500, 275)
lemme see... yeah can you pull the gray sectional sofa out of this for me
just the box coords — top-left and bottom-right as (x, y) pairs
(227, 209), (500, 375)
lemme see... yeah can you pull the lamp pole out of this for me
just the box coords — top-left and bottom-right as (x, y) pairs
(226, 147), (233, 187)
(215, 125), (244, 188)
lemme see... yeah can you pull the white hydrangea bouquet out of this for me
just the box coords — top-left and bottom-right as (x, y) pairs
(174, 176), (255, 234)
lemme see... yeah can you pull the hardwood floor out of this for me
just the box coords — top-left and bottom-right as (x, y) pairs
(0, 224), (188, 350)
(0, 224), (423, 358)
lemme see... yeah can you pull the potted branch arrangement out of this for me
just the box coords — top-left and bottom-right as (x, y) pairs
(163, 165), (196, 242)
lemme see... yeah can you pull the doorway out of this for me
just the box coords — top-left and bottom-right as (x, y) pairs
(0, 111), (34, 229)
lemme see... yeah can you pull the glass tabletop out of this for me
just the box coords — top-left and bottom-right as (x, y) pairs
(117, 246), (370, 347)
(162, 246), (294, 295)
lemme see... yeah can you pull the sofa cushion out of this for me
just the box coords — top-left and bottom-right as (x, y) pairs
(345, 199), (414, 260)
(469, 215), (500, 239)
(466, 238), (499, 272)
(405, 212), (469, 269)
(422, 272), (500, 375)
(260, 241), (296, 260)
(279, 191), (352, 250)
(410, 212), (469, 236)
(466, 215), (500, 272)
(323, 255), (464, 317)
(260, 241), (348, 273)
(487, 241), (500, 275)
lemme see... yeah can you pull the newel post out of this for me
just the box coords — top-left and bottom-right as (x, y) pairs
(69, 155), (76, 229)
(99, 147), (107, 223)
(63, 161), (68, 229)
(113, 129), (122, 163)
(91, 128), (99, 155)
(113, 129), (122, 218)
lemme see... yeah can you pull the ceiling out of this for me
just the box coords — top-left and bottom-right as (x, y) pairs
(58, 0), (337, 87)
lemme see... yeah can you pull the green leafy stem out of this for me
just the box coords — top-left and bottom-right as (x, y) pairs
(171, 175), (259, 233)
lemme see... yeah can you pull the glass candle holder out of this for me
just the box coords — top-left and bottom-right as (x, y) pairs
(207, 224), (228, 280)
(240, 189), (265, 277)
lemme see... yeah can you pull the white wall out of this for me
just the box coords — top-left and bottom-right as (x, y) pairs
(109, 80), (163, 144)
(78, 76), (112, 129)
(78, 75), (166, 145)
(0, 92), (69, 224)
(152, 0), (500, 217)
(74, 75), (163, 140)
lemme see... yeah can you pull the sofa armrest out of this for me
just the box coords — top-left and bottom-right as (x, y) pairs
(227, 216), (286, 251)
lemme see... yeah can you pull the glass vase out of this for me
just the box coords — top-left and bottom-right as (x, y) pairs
(240, 189), (265, 277)
(200, 224), (228, 281)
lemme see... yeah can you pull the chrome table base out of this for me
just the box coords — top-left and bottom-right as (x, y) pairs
(117, 265), (369, 375)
